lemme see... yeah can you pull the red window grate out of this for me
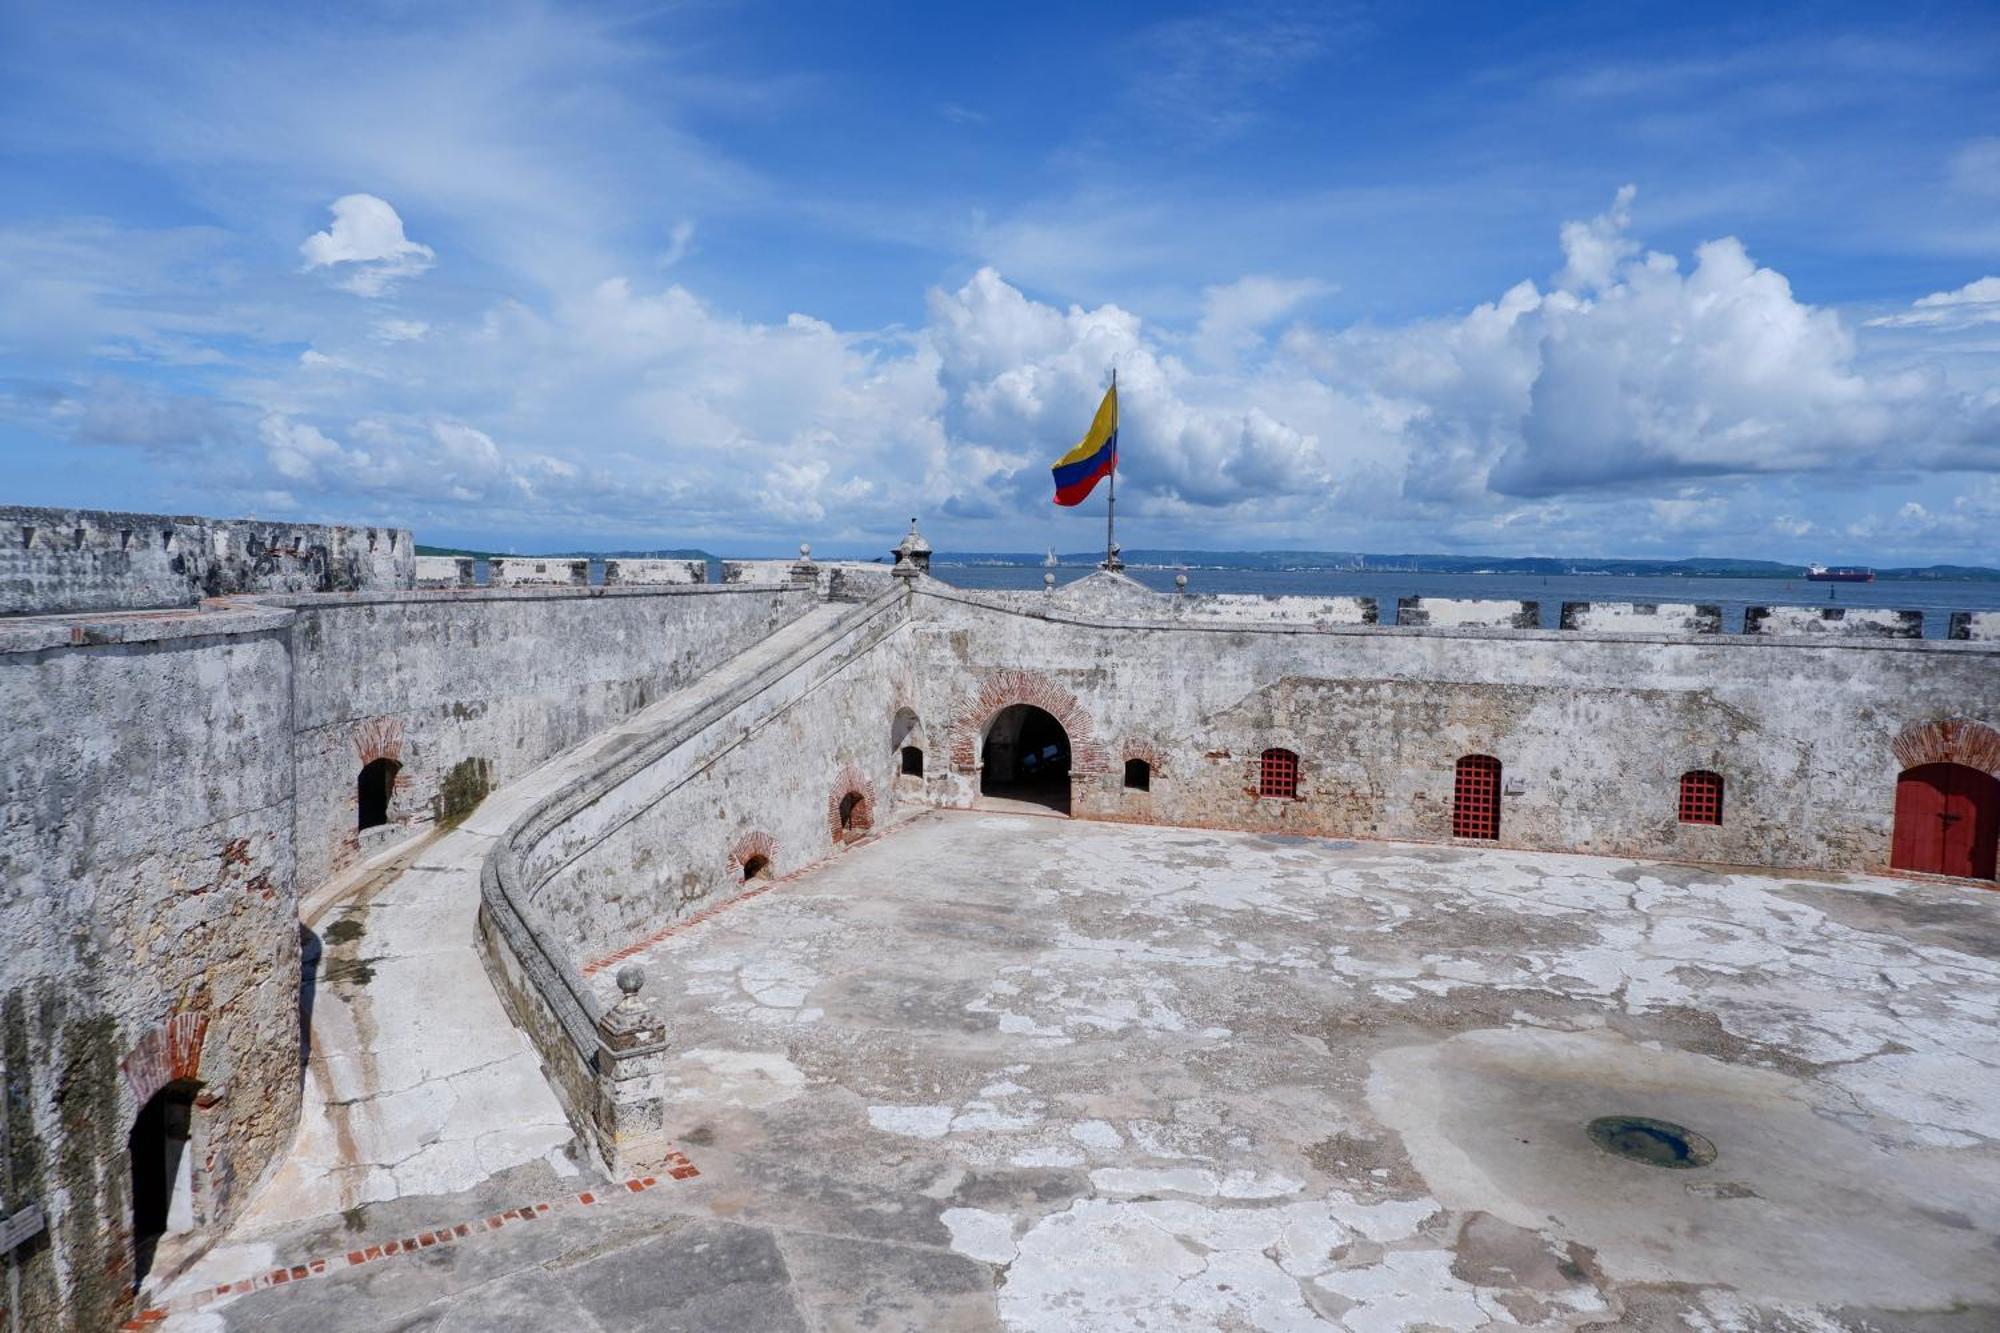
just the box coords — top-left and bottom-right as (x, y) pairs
(1259, 748), (1299, 799)
(1678, 770), (1724, 825)
(1452, 755), (1501, 839)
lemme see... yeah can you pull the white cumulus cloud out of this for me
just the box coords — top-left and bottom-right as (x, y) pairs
(300, 194), (435, 296)
(1867, 275), (2000, 330)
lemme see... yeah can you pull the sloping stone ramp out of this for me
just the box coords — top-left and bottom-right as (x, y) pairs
(222, 603), (856, 1233)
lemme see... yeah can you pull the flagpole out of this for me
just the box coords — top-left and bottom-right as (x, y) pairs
(1103, 366), (1120, 571)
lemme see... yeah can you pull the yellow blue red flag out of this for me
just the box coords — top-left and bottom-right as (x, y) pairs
(1051, 383), (1118, 506)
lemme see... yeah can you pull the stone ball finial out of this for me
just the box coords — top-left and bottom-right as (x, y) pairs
(1043, 572), (1056, 589)
(1175, 573), (1188, 593)
(799, 542), (812, 560)
(616, 964), (645, 998)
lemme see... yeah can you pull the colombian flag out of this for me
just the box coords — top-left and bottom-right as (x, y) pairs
(1050, 383), (1117, 506)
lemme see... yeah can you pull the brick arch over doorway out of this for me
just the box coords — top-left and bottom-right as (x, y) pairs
(1122, 739), (1168, 779)
(120, 1010), (210, 1108)
(728, 830), (780, 880)
(828, 764), (877, 844)
(949, 668), (1110, 776)
(1892, 718), (2000, 776)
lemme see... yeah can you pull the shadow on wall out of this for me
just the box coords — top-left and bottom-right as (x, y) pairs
(296, 924), (321, 1089)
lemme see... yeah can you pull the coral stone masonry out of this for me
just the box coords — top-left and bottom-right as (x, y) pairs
(3, 511), (1998, 1332)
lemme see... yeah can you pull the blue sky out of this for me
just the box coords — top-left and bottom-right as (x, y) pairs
(1, 0), (1996, 560)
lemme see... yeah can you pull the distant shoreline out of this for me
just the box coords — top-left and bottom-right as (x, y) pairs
(415, 545), (1999, 581)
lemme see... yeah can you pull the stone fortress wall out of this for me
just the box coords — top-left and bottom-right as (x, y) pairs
(0, 546), (817, 1328)
(1, 504), (412, 615)
(5, 508), (1999, 1328)
(909, 578), (1998, 869)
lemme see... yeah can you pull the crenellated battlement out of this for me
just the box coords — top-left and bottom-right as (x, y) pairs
(1, 503), (412, 614)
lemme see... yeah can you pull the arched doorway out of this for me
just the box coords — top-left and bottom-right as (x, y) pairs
(1892, 762), (1999, 880)
(129, 1078), (200, 1288)
(357, 757), (399, 830)
(980, 704), (1071, 813)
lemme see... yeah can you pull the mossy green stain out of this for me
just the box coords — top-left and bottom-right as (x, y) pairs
(432, 756), (493, 828)
(55, 1011), (129, 1329)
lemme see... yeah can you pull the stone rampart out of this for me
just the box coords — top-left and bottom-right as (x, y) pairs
(1559, 601), (1724, 633)
(603, 558), (705, 585)
(1743, 605), (1923, 637)
(413, 554), (473, 587)
(488, 556), (587, 586)
(722, 557), (896, 601)
(1394, 596), (1540, 629)
(0, 578), (814, 1324)
(0, 605), (302, 1328)
(1948, 610), (1999, 641)
(285, 585), (813, 892)
(911, 578), (1999, 874)
(1, 504), (412, 615)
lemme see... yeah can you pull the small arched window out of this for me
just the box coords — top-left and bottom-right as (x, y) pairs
(740, 853), (772, 882)
(1678, 770), (1724, 825)
(357, 757), (399, 830)
(1259, 748), (1299, 800)
(1124, 758), (1152, 792)
(1452, 755), (1501, 839)
(837, 790), (871, 841)
(901, 746), (924, 777)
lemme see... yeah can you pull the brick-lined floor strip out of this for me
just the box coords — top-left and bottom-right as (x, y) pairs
(119, 1151), (700, 1328)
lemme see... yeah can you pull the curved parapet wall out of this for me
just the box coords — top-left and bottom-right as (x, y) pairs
(476, 587), (910, 1169)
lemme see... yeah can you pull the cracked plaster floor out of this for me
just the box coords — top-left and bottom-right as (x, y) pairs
(179, 812), (2000, 1332)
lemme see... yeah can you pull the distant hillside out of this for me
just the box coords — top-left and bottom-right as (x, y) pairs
(937, 549), (2000, 580)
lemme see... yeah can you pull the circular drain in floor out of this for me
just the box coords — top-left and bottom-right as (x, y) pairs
(1586, 1116), (1716, 1169)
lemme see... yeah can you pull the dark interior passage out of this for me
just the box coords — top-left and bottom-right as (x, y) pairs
(129, 1080), (197, 1289)
(358, 757), (399, 830)
(980, 704), (1071, 813)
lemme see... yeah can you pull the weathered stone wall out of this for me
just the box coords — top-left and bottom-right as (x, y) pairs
(1, 504), (412, 615)
(476, 590), (910, 1167)
(722, 558), (897, 601)
(603, 558), (705, 586)
(285, 586), (814, 892)
(488, 557), (587, 586)
(909, 579), (2000, 873)
(525, 597), (911, 959)
(1744, 604), (1924, 637)
(0, 609), (302, 1330)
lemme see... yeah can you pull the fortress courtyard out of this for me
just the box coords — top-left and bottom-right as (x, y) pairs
(153, 810), (2000, 1333)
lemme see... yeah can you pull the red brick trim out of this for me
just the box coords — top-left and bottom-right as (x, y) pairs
(727, 831), (779, 879)
(828, 763), (876, 844)
(1893, 718), (2000, 776)
(118, 1158), (699, 1327)
(120, 1011), (209, 1107)
(1122, 739), (1168, 779)
(352, 716), (404, 765)
(949, 668), (1110, 776)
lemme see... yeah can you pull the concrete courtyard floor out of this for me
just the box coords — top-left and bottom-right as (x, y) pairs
(176, 812), (2000, 1332)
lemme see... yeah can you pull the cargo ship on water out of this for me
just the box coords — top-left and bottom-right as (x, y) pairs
(1806, 563), (1875, 583)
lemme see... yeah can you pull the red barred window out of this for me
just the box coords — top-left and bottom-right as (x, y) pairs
(1452, 755), (1501, 840)
(1678, 770), (1724, 825)
(1259, 748), (1299, 799)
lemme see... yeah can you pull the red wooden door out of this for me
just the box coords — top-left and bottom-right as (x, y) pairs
(1893, 763), (2000, 881)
